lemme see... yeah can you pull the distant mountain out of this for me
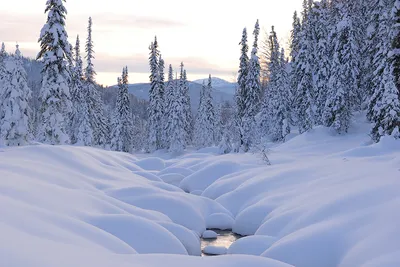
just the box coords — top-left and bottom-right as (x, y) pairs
(124, 80), (234, 112)
(193, 77), (237, 95)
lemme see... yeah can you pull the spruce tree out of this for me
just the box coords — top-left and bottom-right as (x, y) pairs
(110, 67), (134, 152)
(37, 0), (72, 145)
(70, 35), (92, 145)
(313, 0), (331, 125)
(235, 28), (249, 148)
(164, 64), (174, 149)
(84, 17), (109, 147)
(0, 45), (32, 146)
(367, 0), (393, 121)
(323, 3), (354, 134)
(147, 37), (164, 152)
(260, 27), (290, 142)
(179, 63), (192, 146)
(294, 0), (315, 134)
(289, 11), (302, 125)
(194, 75), (215, 148)
(370, 0), (400, 141)
(242, 19), (261, 151)
(169, 71), (186, 153)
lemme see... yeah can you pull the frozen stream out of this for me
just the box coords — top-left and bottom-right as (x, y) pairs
(201, 230), (242, 256)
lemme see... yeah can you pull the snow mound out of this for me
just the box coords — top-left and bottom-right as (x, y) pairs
(134, 157), (165, 171)
(207, 213), (235, 230)
(191, 190), (203, 196)
(202, 230), (218, 239)
(228, 236), (276, 256)
(203, 245), (228, 255)
(179, 160), (242, 192)
(88, 214), (187, 255)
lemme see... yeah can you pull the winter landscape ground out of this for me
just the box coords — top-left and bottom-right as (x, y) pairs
(1, 114), (400, 267)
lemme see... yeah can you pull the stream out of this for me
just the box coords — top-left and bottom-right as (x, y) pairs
(200, 230), (242, 256)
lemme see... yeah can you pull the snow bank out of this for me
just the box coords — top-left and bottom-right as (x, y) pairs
(202, 230), (218, 239)
(203, 245), (228, 255)
(228, 236), (276, 256)
(206, 213), (235, 230)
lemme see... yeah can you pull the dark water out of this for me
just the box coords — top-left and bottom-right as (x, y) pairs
(201, 230), (242, 256)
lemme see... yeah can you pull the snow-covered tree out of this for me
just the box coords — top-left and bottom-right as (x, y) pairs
(70, 35), (92, 145)
(168, 72), (186, 153)
(242, 19), (261, 151)
(179, 63), (193, 146)
(288, 11), (302, 126)
(194, 75), (215, 148)
(164, 64), (174, 149)
(85, 17), (96, 83)
(110, 67), (134, 152)
(84, 17), (109, 147)
(294, 0), (315, 134)
(370, 0), (400, 141)
(313, 0), (331, 125)
(235, 27), (251, 149)
(323, 2), (356, 134)
(147, 37), (165, 152)
(37, 0), (73, 145)
(0, 43), (8, 101)
(260, 27), (290, 142)
(0, 45), (32, 146)
(367, 0), (393, 121)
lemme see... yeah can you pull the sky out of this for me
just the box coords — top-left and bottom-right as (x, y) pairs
(0, 0), (302, 86)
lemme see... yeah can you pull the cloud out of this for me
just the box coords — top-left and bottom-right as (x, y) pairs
(90, 13), (185, 29)
(0, 11), (185, 44)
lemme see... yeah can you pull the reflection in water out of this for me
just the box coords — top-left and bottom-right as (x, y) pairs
(201, 230), (242, 256)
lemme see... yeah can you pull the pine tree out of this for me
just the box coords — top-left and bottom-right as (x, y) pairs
(179, 63), (192, 146)
(169, 71), (186, 153)
(70, 35), (92, 145)
(294, 0), (315, 134)
(85, 17), (96, 83)
(370, 0), (400, 141)
(0, 43), (8, 98)
(367, 0), (393, 121)
(242, 19), (261, 151)
(37, 0), (73, 145)
(147, 37), (165, 152)
(194, 75), (215, 148)
(194, 82), (207, 148)
(110, 67), (134, 152)
(260, 27), (290, 142)
(235, 27), (249, 149)
(288, 11), (302, 126)
(323, 3), (354, 134)
(84, 17), (109, 147)
(158, 55), (166, 147)
(164, 64), (174, 149)
(313, 0), (331, 125)
(0, 45), (31, 146)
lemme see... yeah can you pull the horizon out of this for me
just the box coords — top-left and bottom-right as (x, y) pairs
(0, 0), (302, 86)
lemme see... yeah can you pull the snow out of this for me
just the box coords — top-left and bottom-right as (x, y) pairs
(228, 236), (276, 256)
(1, 117), (400, 267)
(203, 245), (228, 255)
(202, 230), (218, 239)
(206, 213), (235, 230)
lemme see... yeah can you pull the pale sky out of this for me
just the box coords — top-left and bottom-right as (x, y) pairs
(0, 0), (302, 86)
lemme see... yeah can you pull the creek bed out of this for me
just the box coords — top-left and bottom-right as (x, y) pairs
(201, 230), (243, 256)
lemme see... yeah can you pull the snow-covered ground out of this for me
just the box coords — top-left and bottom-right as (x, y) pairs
(1, 117), (400, 267)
